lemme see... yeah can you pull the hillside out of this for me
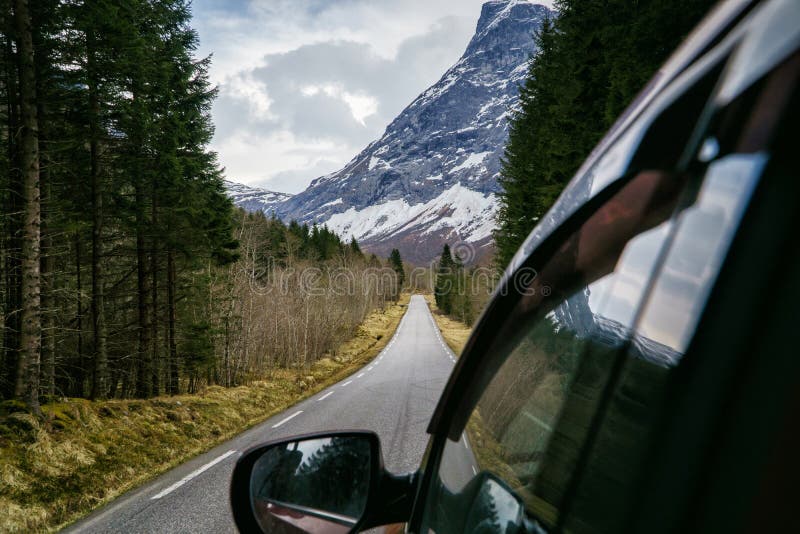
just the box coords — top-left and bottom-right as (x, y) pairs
(227, 1), (552, 263)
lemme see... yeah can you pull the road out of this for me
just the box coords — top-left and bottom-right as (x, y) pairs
(64, 295), (461, 533)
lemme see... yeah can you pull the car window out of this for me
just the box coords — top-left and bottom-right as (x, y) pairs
(562, 136), (767, 534)
(420, 169), (688, 533)
(558, 45), (798, 531)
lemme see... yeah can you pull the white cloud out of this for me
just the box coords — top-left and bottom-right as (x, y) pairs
(192, 0), (554, 193)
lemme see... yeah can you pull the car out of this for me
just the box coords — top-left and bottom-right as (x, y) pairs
(229, 0), (800, 532)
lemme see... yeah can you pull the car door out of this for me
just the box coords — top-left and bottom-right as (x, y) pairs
(410, 2), (799, 532)
(415, 163), (691, 533)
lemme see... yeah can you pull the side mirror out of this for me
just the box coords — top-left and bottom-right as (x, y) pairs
(230, 430), (418, 533)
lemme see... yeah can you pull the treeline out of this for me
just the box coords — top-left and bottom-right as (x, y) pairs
(215, 212), (401, 384)
(0, 0), (236, 412)
(0, 0), (399, 413)
(434, 244), (494, 326)
(494, 0), (717, 268)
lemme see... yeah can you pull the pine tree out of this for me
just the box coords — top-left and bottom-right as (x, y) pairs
(12, 0), (42, 413)
(434, 244), (455, 314)
(494, 0), (716, 270)
(388, 248), (405, 291)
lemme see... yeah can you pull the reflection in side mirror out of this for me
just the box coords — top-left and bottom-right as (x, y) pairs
(249, 435), (372, 533)
(231, 430), (419, 533)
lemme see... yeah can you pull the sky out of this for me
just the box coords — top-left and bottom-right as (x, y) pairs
(191, 0), (552, 194)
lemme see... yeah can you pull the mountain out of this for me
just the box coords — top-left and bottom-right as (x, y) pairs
(224, 180), (292, 214)
(227, 1), (552, 264)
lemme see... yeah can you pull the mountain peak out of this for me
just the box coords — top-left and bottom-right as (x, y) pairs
(470, 1), (551, 52)
(227, 2), (552, 263)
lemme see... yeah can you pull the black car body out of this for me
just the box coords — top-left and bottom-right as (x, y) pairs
(231, 0), (800, 531)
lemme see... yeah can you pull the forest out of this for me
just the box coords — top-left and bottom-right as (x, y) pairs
(0, 0), (399, 414)
(494, 0), (718, 269)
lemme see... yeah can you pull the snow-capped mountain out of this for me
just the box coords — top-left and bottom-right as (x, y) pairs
(227, 1), (551, 263)
(224, 180), (292, 214)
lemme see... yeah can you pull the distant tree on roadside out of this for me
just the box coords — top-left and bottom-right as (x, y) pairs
(435, 244), (455, 314)
(388, 249), (405, 286)
(349, 237), (362, 257)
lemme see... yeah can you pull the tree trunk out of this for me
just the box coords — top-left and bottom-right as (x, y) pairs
(40, 165), (54, 397)
(1, 10), (21, 400)
(13, 0), (41, 414)
(167, 248), (178, 394)
(135, 183), (152, 397)
(74, 235), (85, 396)
(88, 33), (107, 399)
(35, 40), (53, 398)
(150, 185), (159, 394)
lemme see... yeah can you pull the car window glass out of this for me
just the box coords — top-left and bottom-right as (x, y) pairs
(563, 153), (764, 534)
(421, 169), (687, 533)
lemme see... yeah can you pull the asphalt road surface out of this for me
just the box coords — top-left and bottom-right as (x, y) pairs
(64, 295), (463, 533)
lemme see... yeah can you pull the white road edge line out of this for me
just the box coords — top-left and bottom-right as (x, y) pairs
(341, 380), (353, 387)
(318, 391), (334, 401)
(357, 373), (365, 378)
(272, 410), (303, 428)
(472, 465), (478, 476)
(151, 450), (236, 500)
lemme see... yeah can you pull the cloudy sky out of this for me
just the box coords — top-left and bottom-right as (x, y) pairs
(191, 0), (551, 193)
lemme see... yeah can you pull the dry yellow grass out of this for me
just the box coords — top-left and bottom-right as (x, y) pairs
(0, 295), (409, 533)
(423, 294), (473, 355)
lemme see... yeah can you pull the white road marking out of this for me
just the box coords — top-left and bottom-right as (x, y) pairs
(341, 380), (353, 387)
(463, 434), (469, 449)
(367, 367), (373, 371)
(151, 450), (236, 500)
(471, 465), (478, 476)
(318, 391), (334, 401)
(357, 373), (365, 378)
(272, 410), (303, 428)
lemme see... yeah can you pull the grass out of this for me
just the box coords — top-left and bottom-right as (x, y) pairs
(423, 294), (473, 355)
(0, 295), (409, 533)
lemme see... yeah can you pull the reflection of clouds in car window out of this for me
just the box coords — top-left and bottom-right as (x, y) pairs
(637, 154), (764, 355)
(295, 438), (332, 474)
(485, 479), (522, 529)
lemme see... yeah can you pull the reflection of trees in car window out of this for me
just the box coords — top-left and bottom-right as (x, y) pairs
(251, 437), (370, 520)
(565, 154), (762, 533)
(425, 169), (689, 532)
(295, 438), (371, 518)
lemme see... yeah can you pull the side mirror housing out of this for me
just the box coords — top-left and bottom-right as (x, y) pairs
(230, 430), (418, 533)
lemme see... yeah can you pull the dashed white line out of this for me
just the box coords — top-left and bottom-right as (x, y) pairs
(463, 434), (470, 449)
(341, 380), (353, 387)
(272, 410), (303, 428)
(151, 450), (236, 500)
(357, 373), (365, 378)
(367, 366), (373, 371)
(471, 465), (478, 476)
(318, 391), (334, 401)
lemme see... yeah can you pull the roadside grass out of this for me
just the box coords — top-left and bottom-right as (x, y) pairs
(0, 295), (409, 533)
(423, 294), (473, 355)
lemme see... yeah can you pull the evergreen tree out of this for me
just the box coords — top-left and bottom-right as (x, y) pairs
(434, 244), (455, 314)
(494, 0), (716, 270)
(349, 236), (362, 257)
(388, 248), (405, 289)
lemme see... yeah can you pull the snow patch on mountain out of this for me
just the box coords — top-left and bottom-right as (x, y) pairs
(326, 183), (498, 244)
(451, 151), (493, 173)
(224, 180), (292, 213)
(227, 1), (552, 263)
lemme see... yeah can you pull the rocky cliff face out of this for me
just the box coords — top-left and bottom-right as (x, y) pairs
(224, 180), (292, 214)
(227, 1), (552, 264)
